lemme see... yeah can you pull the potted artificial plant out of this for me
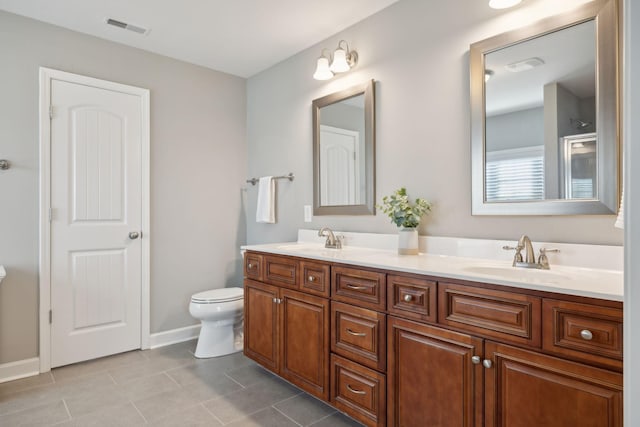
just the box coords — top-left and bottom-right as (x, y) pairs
(378, 187), (432, 255)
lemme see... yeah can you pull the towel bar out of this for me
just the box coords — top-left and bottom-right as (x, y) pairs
(246, 173), (294, 186)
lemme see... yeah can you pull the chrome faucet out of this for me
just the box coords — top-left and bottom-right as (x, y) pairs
(503, 235), (559, 270)
(318, 227), (342, 249)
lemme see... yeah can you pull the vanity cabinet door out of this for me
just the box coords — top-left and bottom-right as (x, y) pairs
(244, 252), (263, 281)
(542, 299), (623, 371)
(244, 280), (279, 373)
(485, 341), (623, 427)
(280, 289), (330, 400)
(387, 317), (483, 427)
(300, 260), (331, 297)
(263, 255), (299, 289)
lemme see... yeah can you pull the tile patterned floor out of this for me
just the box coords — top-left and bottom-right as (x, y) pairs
(0, 340), (363, 426)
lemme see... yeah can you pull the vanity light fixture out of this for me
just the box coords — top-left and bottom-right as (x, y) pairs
(489, 0), (522, 9)
(313, 49), (334, 80)
(313, 40), (358, 80)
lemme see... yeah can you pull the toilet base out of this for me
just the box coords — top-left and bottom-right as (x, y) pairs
(194, 321), (244, 358)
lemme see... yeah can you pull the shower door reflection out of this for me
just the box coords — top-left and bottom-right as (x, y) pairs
(562, 133), (597, 199)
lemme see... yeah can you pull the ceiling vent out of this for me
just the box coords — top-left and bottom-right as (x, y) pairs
(505, 57), (545, 73)
(105, 18), (150, 35)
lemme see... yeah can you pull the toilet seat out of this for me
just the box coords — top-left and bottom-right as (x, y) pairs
(191, 287), (244, 304)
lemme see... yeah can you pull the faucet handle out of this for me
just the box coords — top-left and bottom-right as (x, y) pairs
(538, 248), (560, 269)
(539, 248), (560, 254)
(503, 245), (524, 265)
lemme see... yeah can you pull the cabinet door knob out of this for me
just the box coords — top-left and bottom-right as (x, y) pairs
(308, 275), (315, 282)
(580, 329), (593, 340)
(273, 297), (278, 303)
(471, 356), (481, 365)
(346, 384), (366, 395)
(248, 263), (254, 269)
(403, 294), (413, 302)
(346, 328), (366, 337)
(482, 359), (493, 369)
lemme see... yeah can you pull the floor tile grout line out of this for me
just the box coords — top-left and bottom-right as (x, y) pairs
(201, 402), (225, 426)
(309, 410), (342, 426)
(223, 372), (246, 388)
(61, 399), (72, 422)
(272, 405), (304, 427)
(131, 399), (149, 424)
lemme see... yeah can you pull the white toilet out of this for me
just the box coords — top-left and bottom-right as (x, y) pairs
(189, 287), (244, 358)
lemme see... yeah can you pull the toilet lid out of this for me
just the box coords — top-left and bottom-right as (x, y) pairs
(191, 287), (244, 303)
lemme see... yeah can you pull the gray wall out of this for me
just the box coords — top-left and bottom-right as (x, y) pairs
(246, 0), (623, 246)
(0, 11), (247, 364)
(486, 107), (544, 152)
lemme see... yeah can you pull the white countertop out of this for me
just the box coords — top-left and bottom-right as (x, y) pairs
(242, 242), (623, 302)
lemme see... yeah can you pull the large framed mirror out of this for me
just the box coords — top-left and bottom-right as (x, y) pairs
(313, 79), (376, 215)
(470, 0), (619, 215)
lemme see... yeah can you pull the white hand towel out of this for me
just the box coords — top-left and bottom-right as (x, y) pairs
(256, 176), (276, 223)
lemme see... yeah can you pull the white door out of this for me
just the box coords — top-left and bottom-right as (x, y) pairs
(319, 125), (360, 206)
(49, 77), (144, 367)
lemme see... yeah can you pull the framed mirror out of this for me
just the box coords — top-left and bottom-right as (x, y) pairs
(470, 0), (619, 215)
(313, 79), (376, 215)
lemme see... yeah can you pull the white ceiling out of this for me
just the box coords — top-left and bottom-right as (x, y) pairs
(485, 20), (596, 116)
(0, 0), (400, 78)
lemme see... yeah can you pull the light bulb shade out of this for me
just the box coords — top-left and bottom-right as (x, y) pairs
(489, 0), (522, 9)
(330, 49), (351, 73)
(313, 57), (333, 80)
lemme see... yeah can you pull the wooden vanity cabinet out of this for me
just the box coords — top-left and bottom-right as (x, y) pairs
(387, 316), (483, 427)
(485, 341), (623, 426)
(243, 253), (330, 401)
(244, 251), (623, 427)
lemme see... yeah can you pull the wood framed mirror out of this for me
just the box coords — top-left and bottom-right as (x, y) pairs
(312, 79), (376, 215)
(470, 0), (619, 215)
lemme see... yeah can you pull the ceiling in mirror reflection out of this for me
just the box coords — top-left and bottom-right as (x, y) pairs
(485, 21), (595, 116)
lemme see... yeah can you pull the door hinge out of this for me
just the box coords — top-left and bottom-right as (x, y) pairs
(49, 310), (52, 324)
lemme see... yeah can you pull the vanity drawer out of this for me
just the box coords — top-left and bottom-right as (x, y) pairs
(332, 266), (386, 311)
(244, 252), (263, 281)
(299, 260), (330, 297)
(263, 255), (298, 288)
(543, 299), (623, 370)
(332, 301), (386, 371)
(331, 354), (386, 427)
(387, 274), (437, 323)
(438, 282), (542, 348)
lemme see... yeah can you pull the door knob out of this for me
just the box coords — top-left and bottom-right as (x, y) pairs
(128, 231), (140, 240)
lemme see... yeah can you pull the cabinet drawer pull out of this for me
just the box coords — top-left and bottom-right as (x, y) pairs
(346, 328), (366, 337)
(346, 284), (367, 290)
(308, 275), (315, 282)
(346, 384), (366, 395)
(403, 294), (413, 302)
(580, 329), (594, 341)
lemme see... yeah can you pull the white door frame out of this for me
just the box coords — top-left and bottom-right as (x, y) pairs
(38, 67), (151, 373)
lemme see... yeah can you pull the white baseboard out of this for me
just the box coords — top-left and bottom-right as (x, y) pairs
(0, 357), (40, 384)
(149, 324), (201, 349)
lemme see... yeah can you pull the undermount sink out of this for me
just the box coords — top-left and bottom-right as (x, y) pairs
(462, 265), (570, 283)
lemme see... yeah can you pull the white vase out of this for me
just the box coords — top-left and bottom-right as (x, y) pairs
(398, 227), (419, 255)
